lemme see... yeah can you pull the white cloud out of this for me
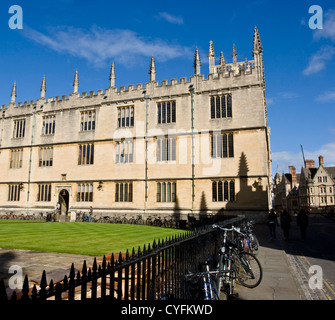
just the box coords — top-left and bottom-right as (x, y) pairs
(303, 45), (335, 75)
(22, 25), (191, 67)
(156, 12), (184, 25)
(272, 142), (335, 175)
(316, 90), (335, 102)
(314, 9), (335, 42)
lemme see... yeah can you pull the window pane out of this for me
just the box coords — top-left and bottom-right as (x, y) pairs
(89, 184), (93, 202)
(167, 102), (171, 123)
(212, 181), (217, 202)
(157, 183), (161, 202)
(130, 107), (134, 127)
(126, 107), (130, 127)
(172, 182), (176, 202)
(129, 141), (133, 163)
(157, 103), (161, 123)
(216, 133), (222, 158)
(162, 103), (166, 124)
(167, 182), (171, 202)
(228, 134), (234, 158)
(120, 183), (123, 201)
(172, 138), (176, 161)
(157, 139), (161, 161)
(221, 96), (226, 118)
(224, 181), (229, 201)
(210, 97), (215, 119)
(172, 101), (176, 123)
(216, 96), (221, 118)
(115, 183), (119, 202)
(162, 182), (166, 202)
(222, 134), (228, 158)
(218, 181), (223, 201)
(230, 181), (235, 202)
(124, 183), (128, 202)
(129, 183), (133, 202)
(90, 144), (94, 164)
(227, 95), (232, 117)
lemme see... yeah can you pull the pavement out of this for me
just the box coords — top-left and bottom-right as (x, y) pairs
(233, 221), (332, 300)
(232, 223), (305, 300)
(0, 220), (331, 301)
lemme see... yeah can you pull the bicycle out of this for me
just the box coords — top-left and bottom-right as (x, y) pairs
(213, 224), (263, 299)
(185, 259), (221, 300)
(240, 220), (260, 256)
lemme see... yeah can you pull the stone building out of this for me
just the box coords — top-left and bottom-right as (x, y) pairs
(0, 28), (272, 222)
(273, 166), (300, 214)
(299, 156), (335, 213)
(273, 156), (335, 215)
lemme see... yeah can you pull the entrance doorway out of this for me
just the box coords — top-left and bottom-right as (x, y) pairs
(58, 189), (69, 215)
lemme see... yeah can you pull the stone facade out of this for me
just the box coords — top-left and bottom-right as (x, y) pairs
(0, 28), (272, 221)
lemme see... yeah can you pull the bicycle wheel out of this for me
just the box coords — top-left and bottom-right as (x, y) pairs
(233, 251), (262, 288)
(216, 260), (235, 300)
(249, 234), (260, 256)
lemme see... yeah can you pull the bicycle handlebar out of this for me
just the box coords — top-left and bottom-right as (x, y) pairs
(212, 224), (245, 236)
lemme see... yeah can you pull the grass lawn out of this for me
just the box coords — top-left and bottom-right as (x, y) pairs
(0, 222), (187, 256)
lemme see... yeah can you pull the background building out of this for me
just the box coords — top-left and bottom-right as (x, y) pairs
(273, 155), (335, 215)
(0, 28), (272, 222)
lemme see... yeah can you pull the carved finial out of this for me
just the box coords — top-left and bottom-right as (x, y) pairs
(109, 63), (116, 88)
(208, 41), (215, 74)
(219, 51), (226, 73)
(73, 69), (79, 94)
(40, 76), (46, 99)
(11, 82), (17, 103)
(208, 41), (215, 58)
(193, 48), (201, 75)
(149, 56), (156, 82)
(232, 44), (237, 64)
(253, 26), (263, 56)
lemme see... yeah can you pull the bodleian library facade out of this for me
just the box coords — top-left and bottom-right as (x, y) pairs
(0, 28), (272, 223)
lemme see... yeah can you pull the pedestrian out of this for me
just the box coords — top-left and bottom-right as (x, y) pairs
(280, 210), (291, 241)
(267, 209), (278, 240)
(297, 209), (309, 241)
(89, 206), (93, 222)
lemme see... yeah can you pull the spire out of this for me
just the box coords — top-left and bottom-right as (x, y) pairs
(232, 44), (237, 64)
(253, 26), (263, 56)
(73, 69), (79, 94)
(40, 76), (46, 99)
(208, 40), (215, 58)
(149, 56), (156, 82)
(219, 51), (226, 73)
(208, 41), (215, 73)
(252, 27), (264, 82)
(193, 48), (201, 75)
(219, 52), (225, 65)
(109, 63), (116, 88)
(11, 81), (17, 103)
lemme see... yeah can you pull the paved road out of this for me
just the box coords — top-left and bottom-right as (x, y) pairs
(281, 214), (335, 300)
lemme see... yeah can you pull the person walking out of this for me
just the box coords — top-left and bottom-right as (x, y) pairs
(267, 209), (278, 240)
(297, 209), (309, 241)
(89, 206), (93, 222)
(280, 210), (291, 241)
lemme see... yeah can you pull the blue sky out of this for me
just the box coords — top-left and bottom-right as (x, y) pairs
(0, 0), (334, 177)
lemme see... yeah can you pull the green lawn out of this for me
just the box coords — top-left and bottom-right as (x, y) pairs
(0, 222), (187, 256)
